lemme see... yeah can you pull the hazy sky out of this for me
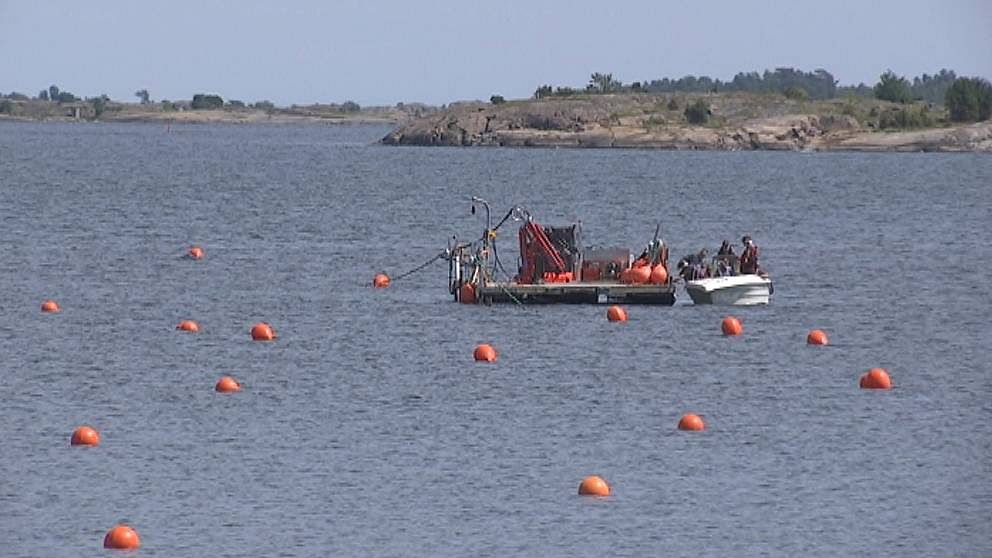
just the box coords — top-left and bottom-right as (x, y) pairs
(2, 1), (989, 106)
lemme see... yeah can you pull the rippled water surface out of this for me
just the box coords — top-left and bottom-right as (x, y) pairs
(1, 122), (990, 557)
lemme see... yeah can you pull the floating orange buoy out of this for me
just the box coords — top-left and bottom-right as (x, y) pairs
(459, 283), (477, 304)
(71, 425), (100, 446)
(578, 475), (611, 496)
(721, 316), (743, 336)
(678, 413), (706, 431)
(373, 273), (390, 288)
(41, 299), (61, 313)
(104, 525), (140, 550)
(649, 264), (668, 284)
(176, 320), (199, 333)
(607, 305), (628, 322)
(859, 368), (892, 390)
(473, 343), (497, 362)
(250, 322), (275, 341)
(807, 329), (829, 345)
(215, 376), (241, 393)
(188, 245), (205, 260)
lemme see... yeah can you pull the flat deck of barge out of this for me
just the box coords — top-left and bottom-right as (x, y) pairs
(476, 281), (676, 305)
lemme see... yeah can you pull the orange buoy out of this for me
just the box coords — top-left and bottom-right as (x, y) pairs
(678, 413), (706, 431)
(619, 268), (634, 284)
(176, 320), (199, 333)
(103, 525), (140, 550)
(649, 264), (668, 284)
(188, 245), (205, 260)
(807, 329), (829, 345)
(250, 322), (276, 341)
(578, 475), (611, 496)
(215, 376), (241, 393)
(373, 273), (390, 288)
(606, 305), (628, 322)
(721, 316), (743, 336)
(473, 343), (497, 362)
(458, 283), (477, 304)
(71, 425), (100, 446)
(628, 265), (651, 284)
(859, 368), (892, 390)
(41, 299), (61, 313)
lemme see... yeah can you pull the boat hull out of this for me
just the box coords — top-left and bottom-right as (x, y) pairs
(476, 282), (676, 305)
(685, 275), (772, 305)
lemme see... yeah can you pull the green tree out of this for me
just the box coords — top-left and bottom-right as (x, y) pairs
(226, 99), (245, 108)
(589, 72), (621, 93)
(191, 93), (224, 109)
(490, 94), (505, 105)
(0, 99), (13, 114)
(38, 89), (49, 101)
(89, 94), (109, 118)
(944, 77), (992, 122)
(910, 69), (956, 104)
(253, 100), (275, 112)
(874, 71), (912, 103)
(135, 89), (150, 104)
(533, 85), (553, 99)
(48, 85), (60, 101)
(684, 99), (710, 124)
(55, 91), (78, 103)
(340, 100), (360, 112)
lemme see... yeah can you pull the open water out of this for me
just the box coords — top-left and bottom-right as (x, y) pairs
(0, 121), (990, 557)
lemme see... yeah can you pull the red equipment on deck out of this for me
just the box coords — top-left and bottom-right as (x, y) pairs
(517, 221), (573, 284)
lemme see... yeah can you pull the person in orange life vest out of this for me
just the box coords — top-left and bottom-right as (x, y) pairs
(739, 235), (760, 274)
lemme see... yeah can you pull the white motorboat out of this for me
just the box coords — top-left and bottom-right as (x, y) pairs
(685, 274), (773, 305)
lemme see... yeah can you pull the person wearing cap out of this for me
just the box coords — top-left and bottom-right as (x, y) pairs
(739, 235), (760, 274)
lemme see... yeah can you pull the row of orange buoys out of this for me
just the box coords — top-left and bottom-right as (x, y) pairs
(48, 245), (277, 549)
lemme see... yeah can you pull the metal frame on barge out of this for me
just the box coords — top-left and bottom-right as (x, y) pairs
(445, 197), (676, 306)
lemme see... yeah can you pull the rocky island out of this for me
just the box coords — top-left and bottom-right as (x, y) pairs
(381, 93), (992, 152)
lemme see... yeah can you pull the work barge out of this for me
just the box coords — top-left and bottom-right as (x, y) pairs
(445, 198), (676, 305)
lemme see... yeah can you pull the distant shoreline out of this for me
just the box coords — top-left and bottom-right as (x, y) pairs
(0, 98), (430, 126)
(381, 93), (992, 153)
(0, 113), (400, 125)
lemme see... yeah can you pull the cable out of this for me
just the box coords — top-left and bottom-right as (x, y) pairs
(388, 253), (443, 283)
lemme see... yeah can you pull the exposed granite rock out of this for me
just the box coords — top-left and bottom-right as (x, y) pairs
(381, 94), (992, 152)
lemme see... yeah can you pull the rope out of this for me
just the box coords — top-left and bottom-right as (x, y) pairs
(494, 281), (528, 308)
(388, 253), (443, 283)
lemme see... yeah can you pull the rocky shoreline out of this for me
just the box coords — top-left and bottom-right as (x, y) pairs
(381, 94), (992, 152)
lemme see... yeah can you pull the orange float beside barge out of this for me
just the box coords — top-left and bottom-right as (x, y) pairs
(446, 198), (676, 305)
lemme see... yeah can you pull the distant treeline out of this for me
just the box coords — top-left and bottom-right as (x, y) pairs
(0, 87), (362, 113)
(533, 67), (960, 105)
(0, 87), (375, 122)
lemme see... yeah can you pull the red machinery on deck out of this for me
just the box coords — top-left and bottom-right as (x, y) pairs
(517, 221), (576, 284)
